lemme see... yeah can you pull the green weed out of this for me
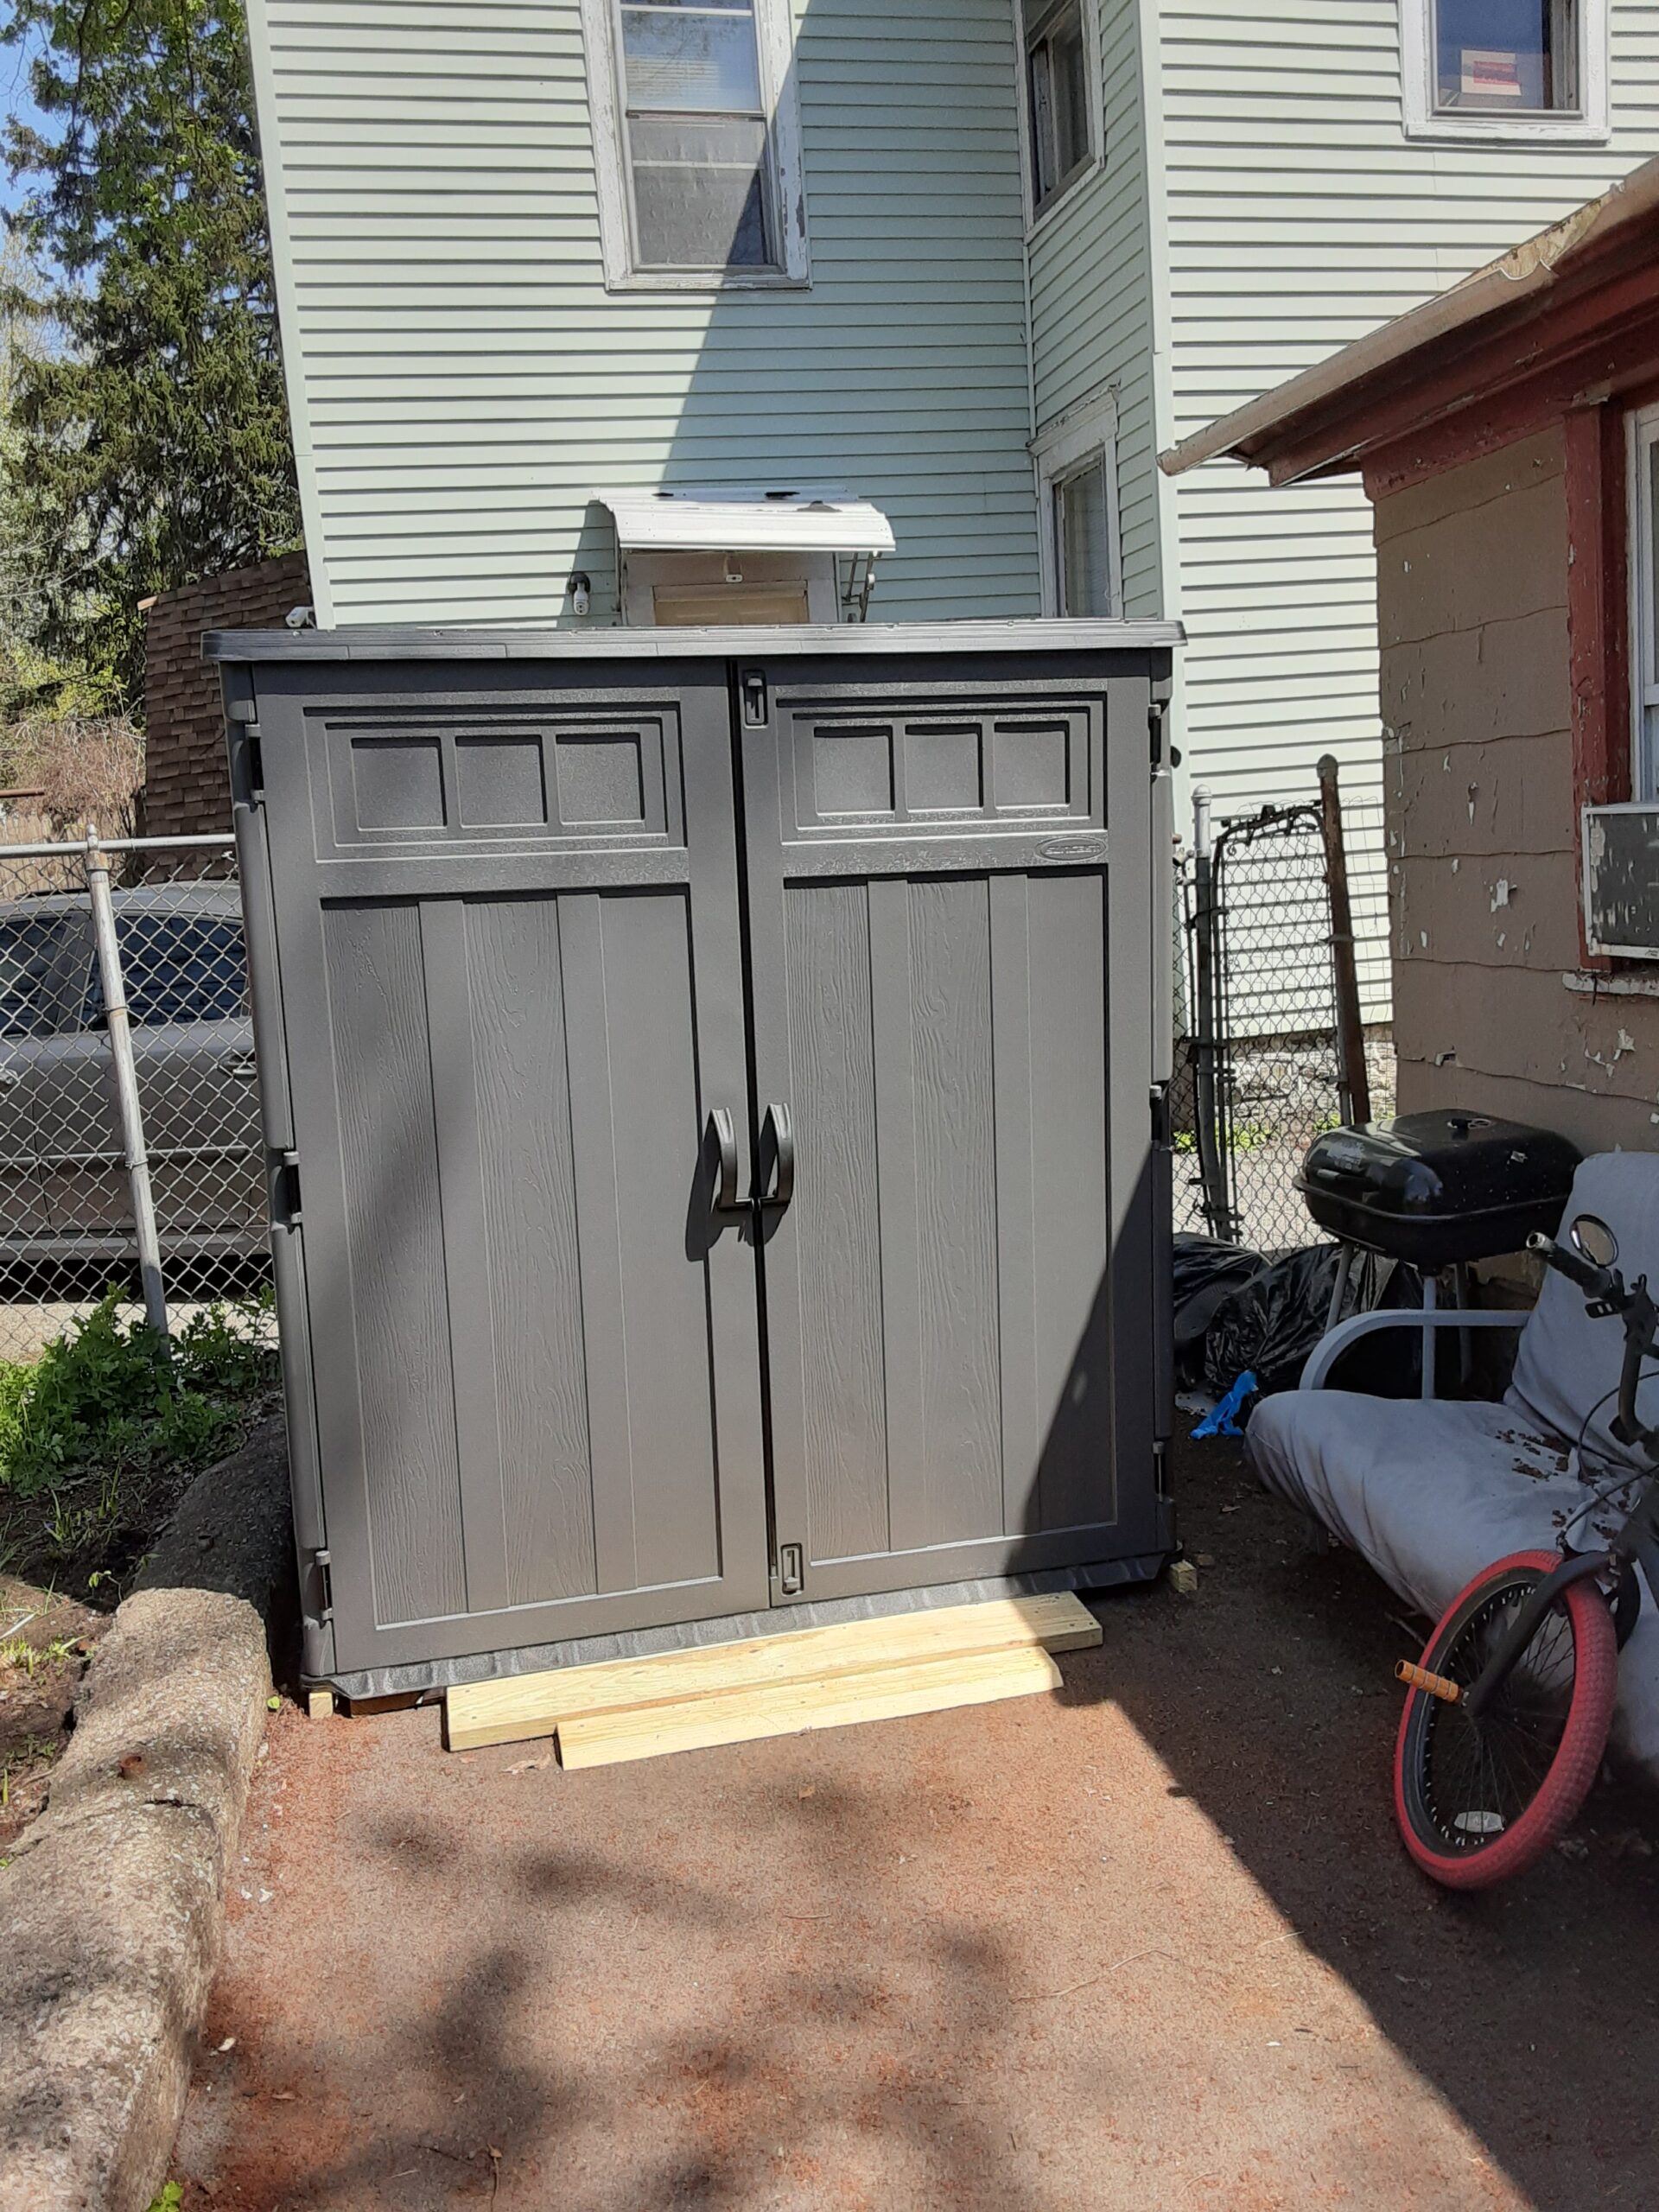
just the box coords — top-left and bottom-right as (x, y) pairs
(0, 1292), (279, 1602)
(0, 1291), (275, 1502)
(0, 1636), (76, 1677)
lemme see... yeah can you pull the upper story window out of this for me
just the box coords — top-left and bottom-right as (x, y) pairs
(582, 0), (809, 289)
(1401, 0), (1609, 141)
(1022, 0), (1095, 218)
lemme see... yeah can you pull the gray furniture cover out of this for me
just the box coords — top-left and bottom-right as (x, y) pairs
(1248, 1151), (1659, 1785)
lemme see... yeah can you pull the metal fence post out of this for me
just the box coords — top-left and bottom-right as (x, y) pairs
(1189, 785), (1234, 1241)
(86, 827), (168, 1338)
(1316, 753), (1371, 1128)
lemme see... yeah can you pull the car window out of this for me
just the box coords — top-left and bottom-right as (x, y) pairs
(0, 912), (70, 1038)
(81, 914), (249, 1028)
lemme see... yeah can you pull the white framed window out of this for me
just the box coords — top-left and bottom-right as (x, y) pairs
(1020, 0), (1100, 223)
(1033, 394), (1121, 618)
(581, 0), (809, 289)
(1628, 404), (1659, 800)
(1401, 0), (1609, 142)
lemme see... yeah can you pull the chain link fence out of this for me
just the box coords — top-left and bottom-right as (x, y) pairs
(0, 831), (270, 1366)
(1174, 777), (1395, 1255)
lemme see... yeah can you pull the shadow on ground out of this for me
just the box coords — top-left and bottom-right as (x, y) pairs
(1085, 1431), (1659, 2208)
(172, 1433), (1659, 2210)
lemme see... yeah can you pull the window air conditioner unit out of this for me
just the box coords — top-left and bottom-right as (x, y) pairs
(1582, 803), (1659, 959)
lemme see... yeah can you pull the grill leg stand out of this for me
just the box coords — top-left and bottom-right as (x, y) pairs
(1325, 1243), (1355, 1336)
(1420, 1274), (1438, 1402)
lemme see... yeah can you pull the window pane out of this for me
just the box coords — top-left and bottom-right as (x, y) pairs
(1433, 0), (1575, 111)
(628, 115), (772, 266)
(1058, 456), (1110, 617)
(0, 914), (67, 1039)
(1025, 0), (1090, 207)
(1050, 10), (1090, 179)
(620, 6), (763, 112)
(89, 916), (249, 1028)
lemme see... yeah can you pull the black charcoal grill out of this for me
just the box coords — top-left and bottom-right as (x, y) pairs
(1299, 1109), (1580, 1268)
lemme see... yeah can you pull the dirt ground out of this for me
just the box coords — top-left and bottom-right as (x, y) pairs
(0, 1575), (103, 1852)
(171, 1433), (1659, 2211)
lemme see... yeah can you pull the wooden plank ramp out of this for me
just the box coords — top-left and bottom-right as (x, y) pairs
(444, 1590), (1098, 1764)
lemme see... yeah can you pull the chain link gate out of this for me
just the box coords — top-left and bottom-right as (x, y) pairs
(0, 830), (272, 1365)
(1177, 768), (1396, 1255)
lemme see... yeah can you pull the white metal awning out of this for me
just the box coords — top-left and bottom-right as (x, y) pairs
(597, 486), (896, 556)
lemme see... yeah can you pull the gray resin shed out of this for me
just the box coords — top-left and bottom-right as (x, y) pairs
(210, 621), (1182, 1698)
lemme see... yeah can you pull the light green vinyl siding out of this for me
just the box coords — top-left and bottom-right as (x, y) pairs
(248, 0), (1042, 626)
(1150, 1), (1659, 1012)
(1027, 0), (1162, 617)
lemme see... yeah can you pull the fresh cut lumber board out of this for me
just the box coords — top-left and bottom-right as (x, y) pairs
(556, 1644), (1064, 1770)
(444, 1589), (1099, 1753)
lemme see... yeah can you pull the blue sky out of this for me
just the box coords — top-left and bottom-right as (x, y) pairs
(1, 46), (47, 220)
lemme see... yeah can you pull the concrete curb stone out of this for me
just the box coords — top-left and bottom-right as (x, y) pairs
(0, 1586), (271, 2212)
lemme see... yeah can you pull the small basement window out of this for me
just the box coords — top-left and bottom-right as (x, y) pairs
(1022, 0), (1095, 217)
(1401, 0), (1608, 139)
(1033, 397), (1121, 618)
(582, 0), (808, 287)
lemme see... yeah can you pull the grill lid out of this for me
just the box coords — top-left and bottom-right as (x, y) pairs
(1299, 1109), (1580, 1235)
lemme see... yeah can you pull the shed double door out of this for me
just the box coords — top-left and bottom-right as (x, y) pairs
(247, 653), (1161, 1678)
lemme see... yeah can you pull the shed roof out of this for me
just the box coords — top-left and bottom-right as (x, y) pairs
(1160, 152), (1659, 486)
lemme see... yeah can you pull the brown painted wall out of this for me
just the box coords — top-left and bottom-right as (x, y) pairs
(143, 552), (311, 837)
(1377, 427), (1659, 1153)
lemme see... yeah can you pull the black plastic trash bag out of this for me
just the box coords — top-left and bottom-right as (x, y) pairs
(1203, 1243), (1345, 1401)
(1173, 1234), (1266, 1382)
(1204, 1244), (1433, 1403)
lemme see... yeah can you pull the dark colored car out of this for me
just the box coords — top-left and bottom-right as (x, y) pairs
(0, 884), (264, 1283)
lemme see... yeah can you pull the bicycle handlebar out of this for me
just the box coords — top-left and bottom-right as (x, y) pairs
(1527, 1230), (1619, 1302)
(1527, 1232), (1656, 1452)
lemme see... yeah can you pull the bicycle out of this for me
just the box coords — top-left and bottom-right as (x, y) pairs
(1392, 1211), (1659, 1889)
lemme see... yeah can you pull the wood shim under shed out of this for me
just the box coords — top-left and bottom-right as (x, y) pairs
(443, 1590), (1100, 1764)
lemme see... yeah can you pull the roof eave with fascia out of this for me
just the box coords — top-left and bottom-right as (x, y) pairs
(1160, 153), (1659, 486)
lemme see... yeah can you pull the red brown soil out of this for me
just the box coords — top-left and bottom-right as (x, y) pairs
(0, 1575), (104, 1852)
(172, 1436), (1659, 2210)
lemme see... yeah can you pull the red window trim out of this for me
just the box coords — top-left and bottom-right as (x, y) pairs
(1565, 400), (1632, 967)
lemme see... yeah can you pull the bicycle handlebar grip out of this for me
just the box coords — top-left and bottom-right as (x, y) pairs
(1527, 1231), (1609, 1298)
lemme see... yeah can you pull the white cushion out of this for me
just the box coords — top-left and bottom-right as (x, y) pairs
(1247, 1386), (1659, 1783)
(1509, 1150), (1659, 1462)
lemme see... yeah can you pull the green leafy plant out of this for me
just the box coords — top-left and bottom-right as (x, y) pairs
(147, 2185), (184, 2212)
(0, 1290), (274, 1501)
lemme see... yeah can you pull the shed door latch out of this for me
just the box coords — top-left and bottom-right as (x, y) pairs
(779, 1541), (804, 1595)
(741, 667), (768, 727)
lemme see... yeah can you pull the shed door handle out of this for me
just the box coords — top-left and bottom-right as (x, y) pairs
(757, 1100), (794, 1211)
(706, 1106), (739, 1216)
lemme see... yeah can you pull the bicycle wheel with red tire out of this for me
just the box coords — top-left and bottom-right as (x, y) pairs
(1394, 1548), (1618, 1890)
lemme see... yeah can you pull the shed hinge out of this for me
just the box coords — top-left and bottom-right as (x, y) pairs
(1150, 1083), (1172, 1148)
(309, 1546), (334, 1626)
(1148, 696), (1171, 771)
(778, 1541), (804, 1595)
